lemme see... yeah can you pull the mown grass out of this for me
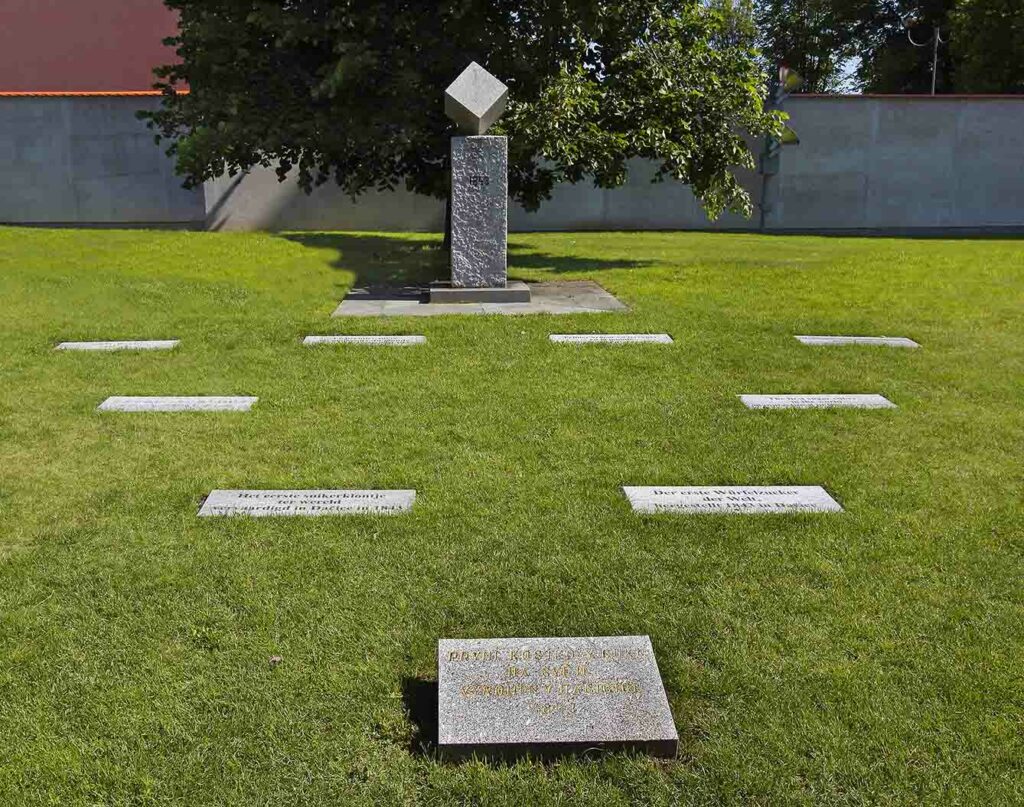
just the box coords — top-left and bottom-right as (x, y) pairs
(0, 226), (1021, 805)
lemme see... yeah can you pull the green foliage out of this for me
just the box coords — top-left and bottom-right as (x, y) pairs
(854, 0), (957, 94)
(755, 0), (868, 93)
(142, 1), (782, 219)
(755, 0), (1024, 94)
(950, 0), (1024, 92)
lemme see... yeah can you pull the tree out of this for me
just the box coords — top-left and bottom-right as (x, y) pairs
(950, 0), (1024, 93)
(143, 1), (783, 221)
(754, 0), (1023, 95)
(755, 0), (866, 93)
(854, 0), (957, 93)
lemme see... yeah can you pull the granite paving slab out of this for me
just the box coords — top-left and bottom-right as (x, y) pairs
(98, 396), (257, 412)
(333, 281), (626, 317)
(624, 486), (843, 514)
(550, 333), (672, 344)
(56, 340), (179, 351)
(740, 394), (896, 409)
(795, 335), (920, 348)
(438, 635), (677, 760)
(303, 335), (425, 346)
(199, 489), (415, 516)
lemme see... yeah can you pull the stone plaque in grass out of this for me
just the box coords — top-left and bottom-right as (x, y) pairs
(740, 394), (896, 409)
(549, 334), (673, 344)
(303, 335), (425, 346)
(98, 396), (257, 412)
(795, 335), (919, 348)
(437, 635), (678, 760)
(198, 489), (415, 516)
(56, 340), (180, 351)
(623, 486), (843, 514)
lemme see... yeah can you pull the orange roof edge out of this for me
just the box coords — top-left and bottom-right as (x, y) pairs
(796, 92), (1023, 99)
(0, 90), (187, 97)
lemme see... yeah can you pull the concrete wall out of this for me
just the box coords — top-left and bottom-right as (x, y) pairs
(207, 95), (1024, 233)
(771, 96), (1024, 230)
(513, 159), (759, 232)
(205, 157), (760, 233)
(1, 94), (1021, 232)
(0, 96), (204, 226)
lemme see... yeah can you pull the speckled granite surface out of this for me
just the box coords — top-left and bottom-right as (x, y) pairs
(450, 136), (507, 288)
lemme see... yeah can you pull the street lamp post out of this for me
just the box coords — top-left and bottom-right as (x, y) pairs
(903, 14), (947, 95)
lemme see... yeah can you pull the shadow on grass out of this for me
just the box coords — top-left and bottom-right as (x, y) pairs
(402, 676), (439, 757)
(507, 241), (654, 274)
(282, 233), (443, 289)
(279, 232), (653, 290)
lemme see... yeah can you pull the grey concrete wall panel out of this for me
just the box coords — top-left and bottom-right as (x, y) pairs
(2, 95), (1022, 232)
(778, 96), (1024, 231)
(204, 169), (445, 232)
(953, 100), (1024, 227)
(0, 99), (79, 222)
(202, 158), (755, 233)
(507, 157), (760, 232)
(770, 98), (873, 229)
(0, 96), (204, 225)
(866, 100), (957, 227)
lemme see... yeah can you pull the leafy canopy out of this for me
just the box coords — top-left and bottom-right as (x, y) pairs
(144, 1), (782, 218)
(755, 0), (1024, 95)
(949, 0), (1024, 93)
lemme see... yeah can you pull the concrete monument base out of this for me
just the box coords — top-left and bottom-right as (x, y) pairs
(332, 280), (627, 317)
(428, 280), (531, 304)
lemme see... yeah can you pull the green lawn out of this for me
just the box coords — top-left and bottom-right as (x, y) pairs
(1, 226), (1022, 805)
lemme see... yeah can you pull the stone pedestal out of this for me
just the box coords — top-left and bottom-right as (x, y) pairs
(450, 135), (508, 289)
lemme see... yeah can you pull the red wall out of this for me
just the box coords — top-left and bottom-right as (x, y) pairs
(0, 0), (180, 92)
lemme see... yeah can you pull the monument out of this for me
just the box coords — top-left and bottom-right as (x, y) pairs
(430, 62), (531, 304)
(437, 635), (678, 760)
